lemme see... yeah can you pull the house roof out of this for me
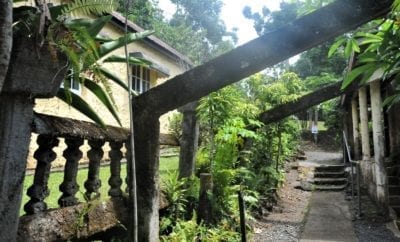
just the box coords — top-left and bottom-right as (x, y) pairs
(110, 12), (193, 68)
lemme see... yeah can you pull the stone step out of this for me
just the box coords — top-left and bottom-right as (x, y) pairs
(315, 164), (346, 173)
(389, 195), (400, 206)
(314, 184), (347, 191)
(312, 178), (347, 185)
(314, 171), (346, 178)
(388, 176), (400, 185)
(389, 186), (400, 196)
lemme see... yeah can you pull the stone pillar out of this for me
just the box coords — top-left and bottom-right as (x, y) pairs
(0, 37), (66, 240)
(132, 112), (160, 242)
(24, 135), (59, 214)
(351, 96), (361, 160)
(0, 94), (34, 241)
(370, 80), (388, 205)
(358, 86), (370, 160)
(178, 101), (199, 179)
(108, 141), (123, 197)
(59, 138), (83, 207)
(84, 140), (105, 199)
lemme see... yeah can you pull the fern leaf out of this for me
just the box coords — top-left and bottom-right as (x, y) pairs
(62, 0), (119, 16)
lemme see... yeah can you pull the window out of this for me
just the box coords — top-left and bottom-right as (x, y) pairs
(132, 65), (151, 94)
(61, 69), (81, 95)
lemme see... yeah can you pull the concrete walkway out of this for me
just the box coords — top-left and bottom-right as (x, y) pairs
(301, 191), (358, 242)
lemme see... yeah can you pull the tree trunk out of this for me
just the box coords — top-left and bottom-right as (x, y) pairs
(370, 81), (387, 205)
(133, 0), (391, 116)
(0, 0), (12, 92)
(178, 102), (199, 179)
(358, 86), (370, 160)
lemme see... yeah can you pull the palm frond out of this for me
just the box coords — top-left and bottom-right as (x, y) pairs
(62, 0), (119, 16)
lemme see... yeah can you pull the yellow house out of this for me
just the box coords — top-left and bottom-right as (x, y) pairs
(28, 12), (193, 168)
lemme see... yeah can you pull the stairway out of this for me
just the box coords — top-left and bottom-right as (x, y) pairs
(385, 162), (400, 226)
(312, 164), (347, 191)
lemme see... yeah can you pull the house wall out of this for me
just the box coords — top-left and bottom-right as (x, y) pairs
(27, 21), (189, 168)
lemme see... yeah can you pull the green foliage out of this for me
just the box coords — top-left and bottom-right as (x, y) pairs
(13, 2), (153, 126)
(61, 0), (118, 16)
(328, 12), (400, 93)
(168, 112), (183, 141)
(160, 215), (241, 241)
(161, 171), (188, 221)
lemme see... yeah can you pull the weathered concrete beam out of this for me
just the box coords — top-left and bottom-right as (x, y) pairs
(133, 0), (392, 116)
(259, 82), (352, 124)
(33, 113), (179, 146)
(17, 196), (170, 241)
(17, 198), (127, 241)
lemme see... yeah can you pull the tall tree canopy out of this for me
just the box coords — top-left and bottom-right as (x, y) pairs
(243, 0), (346, 79)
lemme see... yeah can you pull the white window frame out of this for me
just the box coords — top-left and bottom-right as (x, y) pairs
(132, 65), (151, 94)
(61, 69), (81, 95)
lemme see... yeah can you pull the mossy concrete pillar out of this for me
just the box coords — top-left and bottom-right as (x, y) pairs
(178, 101), (199, 179)
(370, 80), (388, 205)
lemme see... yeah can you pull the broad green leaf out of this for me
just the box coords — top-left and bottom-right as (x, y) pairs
(350, 39), (360, 53)
(342, 63), (377, 89)
(360, 38), (383, 45)
(328, 37), (345, 58)
(83, 78), (122, 126)
(344, 39), (353, 58)
(64, 15), (112, 37)
(98, 30), (154, 58)
(99, 67), (138, 96)
(57, 88), (106, 128)
(358, 52), (377, 63)
(102, 55), (151, 66)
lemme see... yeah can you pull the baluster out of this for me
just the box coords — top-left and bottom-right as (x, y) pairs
(58, 137), (83, 207)
(108, 141), (123, 197)
(24, 135), (59, 214)
(84, 139), (105, 199)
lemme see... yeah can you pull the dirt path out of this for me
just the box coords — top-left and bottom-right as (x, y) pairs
(252, 164), (312, 241)
(252, 144), (400, 241)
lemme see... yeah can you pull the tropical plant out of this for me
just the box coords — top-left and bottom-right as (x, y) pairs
(13, 1), (152, 126)
(328, 2), (400, 98)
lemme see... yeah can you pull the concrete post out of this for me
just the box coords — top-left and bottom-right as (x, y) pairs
(0, 37), (66, 241)
(198, 173), (213, 224)
(358, 86), (370, 160)
(370, 81), (388, 205)
(178, 101), (199, 179)
(351, 97), (361, 160)
(0, 94), (33, 241)
(133, 112), (160, 242)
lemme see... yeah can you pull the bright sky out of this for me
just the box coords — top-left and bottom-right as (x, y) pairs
(157, 0), (281, 46)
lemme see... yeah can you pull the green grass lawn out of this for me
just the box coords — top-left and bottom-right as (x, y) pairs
(21, 156), (178, 215)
